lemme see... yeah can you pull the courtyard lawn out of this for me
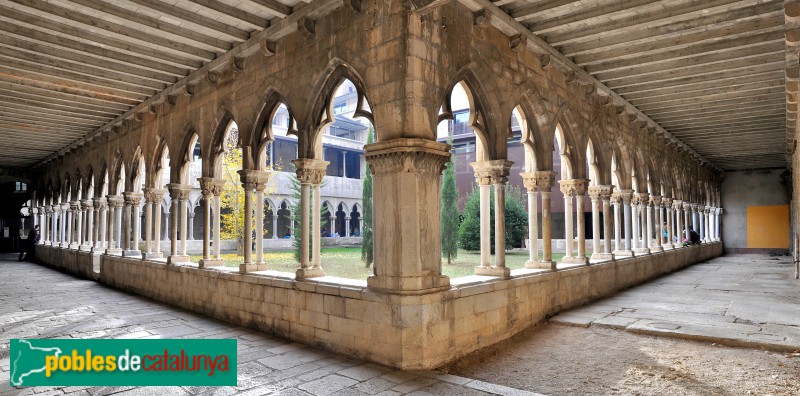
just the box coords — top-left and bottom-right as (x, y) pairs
(190, 248), (567, 280)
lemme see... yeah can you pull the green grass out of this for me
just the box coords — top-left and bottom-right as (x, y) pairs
(190, 248), (567, 280)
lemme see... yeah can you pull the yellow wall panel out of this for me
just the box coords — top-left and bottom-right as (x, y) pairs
(746, 205), (789, 248)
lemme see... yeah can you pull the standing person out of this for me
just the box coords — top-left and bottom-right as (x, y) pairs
(18, 225), (40, 262)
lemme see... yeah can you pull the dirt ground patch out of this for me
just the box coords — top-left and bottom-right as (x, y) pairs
(444, 323), (800, 396)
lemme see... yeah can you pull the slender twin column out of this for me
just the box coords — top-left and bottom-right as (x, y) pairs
(105, 196), (123, 254)
(197, 178), (224, 267)
(616, 190), (635, 257)
(166, 184), (191, 264)
(663, 197), (674, 249)
(122, 192), (143, 256)
(683, 202), (692, 242)
(44, 206), (52, 245)
(703, 206), (712, 242)
(715, 208), (723, 241)
(649, 195), (663, 252)
(633, 192), (650, 255)
(293, 160), (328, 279)
(80, 199), (93, 250)
(143, 189), (165, 259)
(521, 173), (539, 267)
(237, 170), (271, 273)
(672, 200), (683, 247)
(69, 201), (81, 249)
(471, 160), (513, 277)
(91, 198), (106, 253)
(560, 179), (588, 265)
(588, 185), (614, 262)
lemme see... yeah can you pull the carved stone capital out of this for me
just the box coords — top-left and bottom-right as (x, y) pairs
(520, 172), (538, 192)
(70, 201), (81, 211)
(363, 138), (450, 181)
(292, 159), (329, 185)
(559, 179), (588, 197)
(93, 197), (107, 210)
(635, 192), (649, 206)
(106, 195), (124, 208)
(534, 171), (556, 191)
(81, 199), (93, 210)
(616, 189), (633, 204)
(471, 160), (513, 185)
(704, 206), (712, 214)
(588, 185), (613, 200)
(143, 188), (165, 203)
(663, 197), (673, 207)
(198, 177), (223, 197)
(237, 170), (271, 191)
(650, 195), (662, 206)
(167, 183), (191, 200)
(122, 192), (143, 206)
(717, 208), (723, 215)
(672, 199), (682, 210)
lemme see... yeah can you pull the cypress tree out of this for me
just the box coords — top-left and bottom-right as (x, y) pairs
(440, 133), (459, 264)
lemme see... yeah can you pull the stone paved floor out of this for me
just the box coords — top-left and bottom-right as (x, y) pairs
(551, 253), (800, 351)
(0, 255), (541, 396)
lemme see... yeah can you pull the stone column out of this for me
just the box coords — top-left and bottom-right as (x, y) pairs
(471, 160), (513, 277)
(575, 180), (588, 262)
(617, 190), (634, 257)
(715, 208), (723, 241)
(90, 198), (103, 252)
(534, 171), (557, 270)
(99, 200), (108, 249)
(663, 198), (674, 249)
(121, 196), (132, 252)
(649, 195), (663, 252)
(272, 213), (278, 239)
(149, 191), (165, 259)
(561, 181), (575, 260)
(187, 212), (194, 240)
(212, 184), (223, 260)
(81, 199), (93, 250)
(589, 185), (614, 262)
(254, 178), (268, 267)
(122, 192), (142, 256)
(363, 139), (451, 293)
(105, 196), (122, 254)
(611, 192), (621, 252)
(70, 201), (81, 249)
(630, 195), (639, 251)
(704, 206), (712, 242)
(198, 178), (223, 267)
(684, 202), (692, 242)
(59, 204), (67, 246)
(167, 184), (190, 264)
(673, 200), (683, 247)
(43, 207), (51, 244)
(634, 193), (650, 255)
(521, 173), (539, 268)
(293, 159), (328, 279)
(142, 188), (153, 257)
(691, 204), (698, 232)
(601, 188), (613, 255)
(344, 217), (351, 237)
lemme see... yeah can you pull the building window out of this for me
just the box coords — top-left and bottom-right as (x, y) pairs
(333, 102), (347, 115)
(15, 182), (26, 192)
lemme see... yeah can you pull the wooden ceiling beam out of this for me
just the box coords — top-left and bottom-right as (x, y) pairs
(636, 92), (784, 113)
(0, 93), (119, 118)
(630, 85), (785, 107)
(0, 64), (153, 101)
(622, 75), (786, 102)
(190, 0), (270, 29)
(0, 85), (132, 114)
(0, 73), (140, 106)
(526, 0), (660, 32)
(615, 63), (785, 96)
(248, 0), (293, 18)
(128, 0), (250, 41)
(510, 0), (579, 21)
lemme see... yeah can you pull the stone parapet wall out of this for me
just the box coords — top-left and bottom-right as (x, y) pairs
(34, 242), (721, 369)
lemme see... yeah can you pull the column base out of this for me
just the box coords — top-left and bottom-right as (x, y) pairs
(79, 244), (92, 251)
(105, 248), (122, 255)
(240, 263), (269, 273)
(561, 256), (589, 265)
(90, 246), (105, 254)
(525, 260), (557, 271)
(589, 253), (615, 263)
(199, 258), (224, 268)
(633, 248), (651, 255)
(662, 243), (675, 250)
(649, 245), (664, 252)
(69, 243), (80, 249)
(613, 250), (635, 257)
(296, 267), (326, 279)
(144, 252), (163, 260)
(123, 250), (141, 257)
(474, 266), (511, 278)
(167, 255), (190, 265)
(367, 274), (450, 295)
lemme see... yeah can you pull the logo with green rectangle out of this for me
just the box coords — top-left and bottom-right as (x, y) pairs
(9, 339), (236, 386)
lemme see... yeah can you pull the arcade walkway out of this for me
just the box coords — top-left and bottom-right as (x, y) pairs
(0, 255), (540, 396)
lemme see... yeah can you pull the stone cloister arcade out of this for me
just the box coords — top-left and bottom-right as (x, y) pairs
(25, 1), (723, 369)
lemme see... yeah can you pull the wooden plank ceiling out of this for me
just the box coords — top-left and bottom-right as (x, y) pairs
(0, 0), (304, 168)
(498, 0), (788, 171)
(0, 0), (790, 172)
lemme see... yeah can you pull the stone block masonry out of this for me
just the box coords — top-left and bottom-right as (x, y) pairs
(36, 242), (721, 369)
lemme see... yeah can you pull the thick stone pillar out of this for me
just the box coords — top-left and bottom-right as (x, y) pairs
(663, 198), (674, 249)
(167, 184), (190, 264)
(617, 190), (634, 257)
(589, 185), (614, 262)
(649, 195), (663, 252)
(105, 196), (122, 254)
(471, 160), (512, 277)
(364, 139), (450, 293)
(521, 173), (539, 268)
(198, 178), (224, 267)
(633, 193), (650, 255)
(293, 160), (328, 279)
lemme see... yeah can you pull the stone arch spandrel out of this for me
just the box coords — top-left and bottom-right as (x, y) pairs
(250, 89), (297, 170)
